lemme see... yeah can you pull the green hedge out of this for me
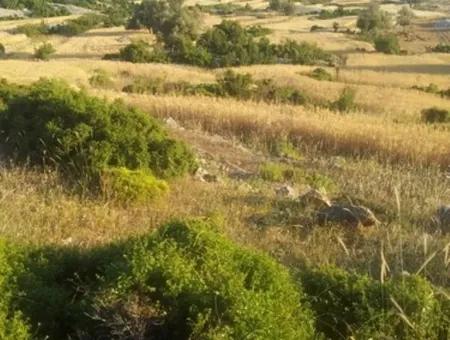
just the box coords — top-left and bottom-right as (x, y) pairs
(0, 79), (196, 187)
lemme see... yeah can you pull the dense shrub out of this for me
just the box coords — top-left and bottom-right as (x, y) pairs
(356, 2), (392, 33)
(15, 23), (49, 37)
(0, 79), (196, 186)
(421, 107), (449, 124)
(431, 43), (450, 53)
(101, 167), (168, 203)
(111, 40), (168, 63)
(49, 14), (106, 36)
(374, 33), (400, 54)
(0, 241), (31, 339)
(331, 87), (357, 112)
(34, 42), (56, 60)
(0, 43), (5, 58)
(310, 67), (333, 81)
(318, 6), (360, 19)
(299, 266), (446, 339)
(118, 19), (332, 68)
(95, 220), (316, 339)
(88, 68), (113, 88)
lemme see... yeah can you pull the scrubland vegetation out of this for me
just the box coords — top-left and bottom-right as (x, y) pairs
(0, 0), (449, 338)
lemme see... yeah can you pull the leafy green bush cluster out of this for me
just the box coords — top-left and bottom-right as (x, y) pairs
(259, 162), (337, 191)
(34, 42), (56, 60)
(412, 83), (450, 98)
(309, 67), (333, 81)
(317, 6), (360, 19)
(0, 220), (448, 339)
(49, 13), (106, 36)
(196, 2), (249, 15)
(374, 33), (400, 54)
(0, 79), (196, 192)
(0, 220), (316, 339)
(14, 22), (49, 37)
(101, 167), (169, 203)
(331, 87), (357, 113)
(432, 43), (450, 53)
(421, 107), (450, 124)
(123, 70), (308, 106)
(88, 68), (114, 88)
(123, 18), (332, 67)
(104, 40), (169, 63)
(299, 266), (449, 339)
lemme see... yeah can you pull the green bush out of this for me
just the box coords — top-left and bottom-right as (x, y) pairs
(421, 107), (449, 124)
(299, 266), (445, 339)
(432, 43), (450, 53)
(101, 167), (169, 203)
(96, 220), (316, 339)
(374, 34), (400, 54)
(113, 40), (168, 63)
(88, 68), (113, 88)
(0, 79), (196, 187)
(331, 87), (357, 113)
(34, 42), (56, 60)
(0, 43), (5, 58)
(0, 241), (31, 339)
(15, 23), (49, 37)
(310, 67), (333, 81)
(49, 14), (106, 36)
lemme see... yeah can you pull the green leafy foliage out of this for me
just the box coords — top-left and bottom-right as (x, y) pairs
(49, 13), (106, 36)
(88, 68), (113, 88)
(357, 2), (392, 33)
(106, 40), (169, 63)
(317, 6), (360, 19)
(374, 33), (400, 54)
(299, 266), (447, 339)
(0, 241), (31, 339)
(101, 167), (169, 203)
(0, 79), (196, 187)
(331, 87), (357, 113)
(432, 43), (450, 53)
(14, 22), (49, 37)
(34, 42), (56, 60)
(421, 107), (450, 124)
(310, 67), (333, 81)
(0, 43), (5, 58)
(97, 219), (316, 339)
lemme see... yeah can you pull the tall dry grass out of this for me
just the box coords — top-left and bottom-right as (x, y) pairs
(110, 92), (450, 168)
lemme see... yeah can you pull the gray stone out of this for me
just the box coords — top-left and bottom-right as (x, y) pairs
(317, 204), (379, 227)
(298, 188), (331, 209)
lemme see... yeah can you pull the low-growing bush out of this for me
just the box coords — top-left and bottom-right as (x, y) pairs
(49, 14), (106, 36)
(0, 79), (196, 187)
(0, 43), (5, 58)
(101, 167), (169, 203)
(14, 23), (49, 37)
(421, 107), (449, 124)
(374, 34), (400, 54)
(331, 87), (357, 113)
(431, 43), (450, 53)
(0, 241), (32, 339)
(110, 40), (168, 63)
(34, 42), (56, 60)
(88, 68), (113, 88)
(95, 220), (316, 339)
(310, 67), (333, 81)
(299, 266), (446, 339)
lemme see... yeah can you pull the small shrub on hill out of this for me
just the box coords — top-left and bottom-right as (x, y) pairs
(0, 43), (5, 58)
(310, 67), (333, 81)
(299, 266), (446, 339)
(101, 167), (168, 203)
(0, 79), (196, 187)
(88, 69), (113, 88)
(112, 41), (168, 63)
(0, 241), (31, 339)
(34, 42), (56, 60)
(331, 87), (357, 113)
(421, 107), (449, 124)
(49, 14), (106, 36)
(95, 220), (316, 339)
(15, 23), (49, 37)
(432, 43), (450, 53)
(374, 33), (400, 54)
